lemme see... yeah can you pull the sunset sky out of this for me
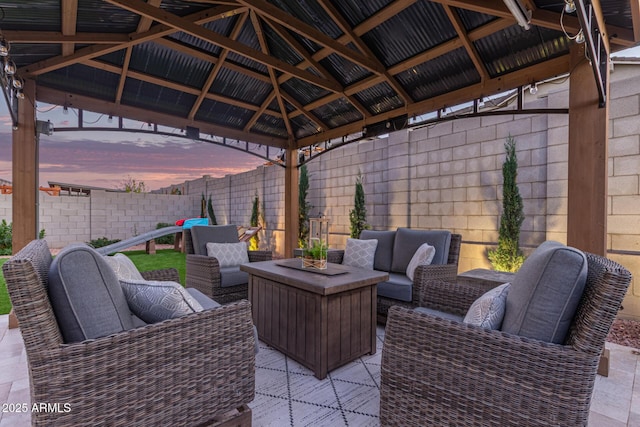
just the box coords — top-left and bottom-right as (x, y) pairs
(0, 104), (268, 191)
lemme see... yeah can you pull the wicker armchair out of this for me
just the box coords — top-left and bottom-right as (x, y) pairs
(380, 252), (631, 426)
(185, 225), (272, 303)
(2, 239), (255, 427)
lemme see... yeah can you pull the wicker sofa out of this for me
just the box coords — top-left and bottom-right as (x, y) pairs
(379, 243), (631, 426)
(329, 228), (461, 322)
(184, 225), (272, 303)
(2, 239), (256, 426)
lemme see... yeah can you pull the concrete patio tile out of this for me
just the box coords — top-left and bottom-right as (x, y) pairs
(588, 411), (628, 427)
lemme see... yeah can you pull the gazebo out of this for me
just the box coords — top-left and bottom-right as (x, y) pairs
(1, 0), (639, 257)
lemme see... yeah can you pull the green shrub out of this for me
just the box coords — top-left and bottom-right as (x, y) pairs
(0, 219), (11, 255)
(155, 223), (175, 245)
(0, 220), (45, 255)
(88, 237), (121, 248)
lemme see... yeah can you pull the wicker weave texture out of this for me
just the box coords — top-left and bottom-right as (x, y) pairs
(2, 240), (256, 426)
(379, 251), (631, 426)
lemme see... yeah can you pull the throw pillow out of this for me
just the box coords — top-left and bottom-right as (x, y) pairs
(405, 243), (436, 281)
(120, 279), (204, 323)
(342, 238), (378, 269)
(103, 253), (144, 281)
(206, 241), (249, 267)
(463, 283), (511, 330)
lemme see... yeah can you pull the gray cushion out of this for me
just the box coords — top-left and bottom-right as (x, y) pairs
(463, 283), (511, 330)
(120, 279), (204, 323)
(414, 306), (464, 323)
(48, 243), (136, 343)
(342, 238), (378, 269)
(501, 241), (588, 344)
(360, 230), (396, 272)
(103, 253), (144, 281)
(187, 288), (222, 310)
(406, 243), (436, 281)
(206, 241), (249, 267)
(377, 273), (413, 302)
(391, 228), (451, 273)
(191, 225), (239, 255)
(220, 266), (249, 287)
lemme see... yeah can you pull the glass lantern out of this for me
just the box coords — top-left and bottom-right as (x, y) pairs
(303, 216), (330, 269)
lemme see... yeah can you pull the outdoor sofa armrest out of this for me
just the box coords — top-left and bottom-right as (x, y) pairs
(140, 267), (180, 282)
(185, 253), (221, 297)
(327, 250), (344, 264)
(380, 305), (597, 426)
(412, 275), (485, 316)
(29, 300), (256, 426)
(248, 250), (273, 262)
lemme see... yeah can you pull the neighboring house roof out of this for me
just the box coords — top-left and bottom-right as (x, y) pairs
(47, 181), (125, 196)
(1, 1), (639, 150)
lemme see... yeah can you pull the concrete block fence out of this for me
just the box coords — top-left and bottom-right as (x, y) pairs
(2, 64), (639, 320)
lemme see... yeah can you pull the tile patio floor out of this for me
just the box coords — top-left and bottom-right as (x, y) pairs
(1, 314), (639, 426)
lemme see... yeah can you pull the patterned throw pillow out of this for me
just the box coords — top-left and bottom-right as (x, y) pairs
(405, 243), (436, 281)
(120, 279), (204, 323)
(206, 241), (250, 267)
(342, 238), (378, 269)
(463, 283), (511, 330)
(104, 253), (145, 281)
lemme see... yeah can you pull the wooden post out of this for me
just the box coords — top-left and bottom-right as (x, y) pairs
(284, 147), (299, 258)
(567, 43), (609, 256)
(11, 79), (38, 254)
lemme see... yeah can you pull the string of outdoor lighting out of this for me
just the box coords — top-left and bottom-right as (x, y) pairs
(0, 8), (24, 102)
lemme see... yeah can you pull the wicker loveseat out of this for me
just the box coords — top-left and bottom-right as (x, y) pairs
(329, 228), (461, 322)
(380, 244), (631, 426)
(185, 225), (272, 303)
(2, 239), (256, 426)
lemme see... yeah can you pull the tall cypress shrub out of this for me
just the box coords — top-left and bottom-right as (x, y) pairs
(488, 135), (525, 272)
(298, 165), (311, 248)
(207, 195), (217, 225)
(349, 173), (369, 238)
(250, 192), (260, 250)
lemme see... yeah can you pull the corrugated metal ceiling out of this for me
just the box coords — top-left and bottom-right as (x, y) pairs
(0, 0), (637, 149)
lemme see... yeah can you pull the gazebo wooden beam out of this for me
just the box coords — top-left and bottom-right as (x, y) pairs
(11, 79), (38, 254)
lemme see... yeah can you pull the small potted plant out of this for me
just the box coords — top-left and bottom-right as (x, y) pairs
(302, 239), (327, 269)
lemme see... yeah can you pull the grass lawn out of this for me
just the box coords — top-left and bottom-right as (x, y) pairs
(0, 250), (186, 315)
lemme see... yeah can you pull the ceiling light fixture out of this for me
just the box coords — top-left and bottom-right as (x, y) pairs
(564, 0), (576, 14)
(0, 36), (9, 56)
(503, 0), (532, 30)
(575, 29), (585, 44)
(529, 83), (538, 95)
(3, 58), (15, 75)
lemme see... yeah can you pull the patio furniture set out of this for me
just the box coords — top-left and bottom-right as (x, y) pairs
(2, 225), (631, 426)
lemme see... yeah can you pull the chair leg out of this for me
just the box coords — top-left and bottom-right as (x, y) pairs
(211, 404), (252, 427)
(598, 348), (610, 377)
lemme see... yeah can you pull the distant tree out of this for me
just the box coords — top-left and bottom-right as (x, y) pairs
(250, 192), (260, 250)
(207, 195), (217, 225)
(298, 165), (311, 248)
(349, 172), (370, 238)
(488, 135), (526, 272)
(120, 175), (146, 193)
